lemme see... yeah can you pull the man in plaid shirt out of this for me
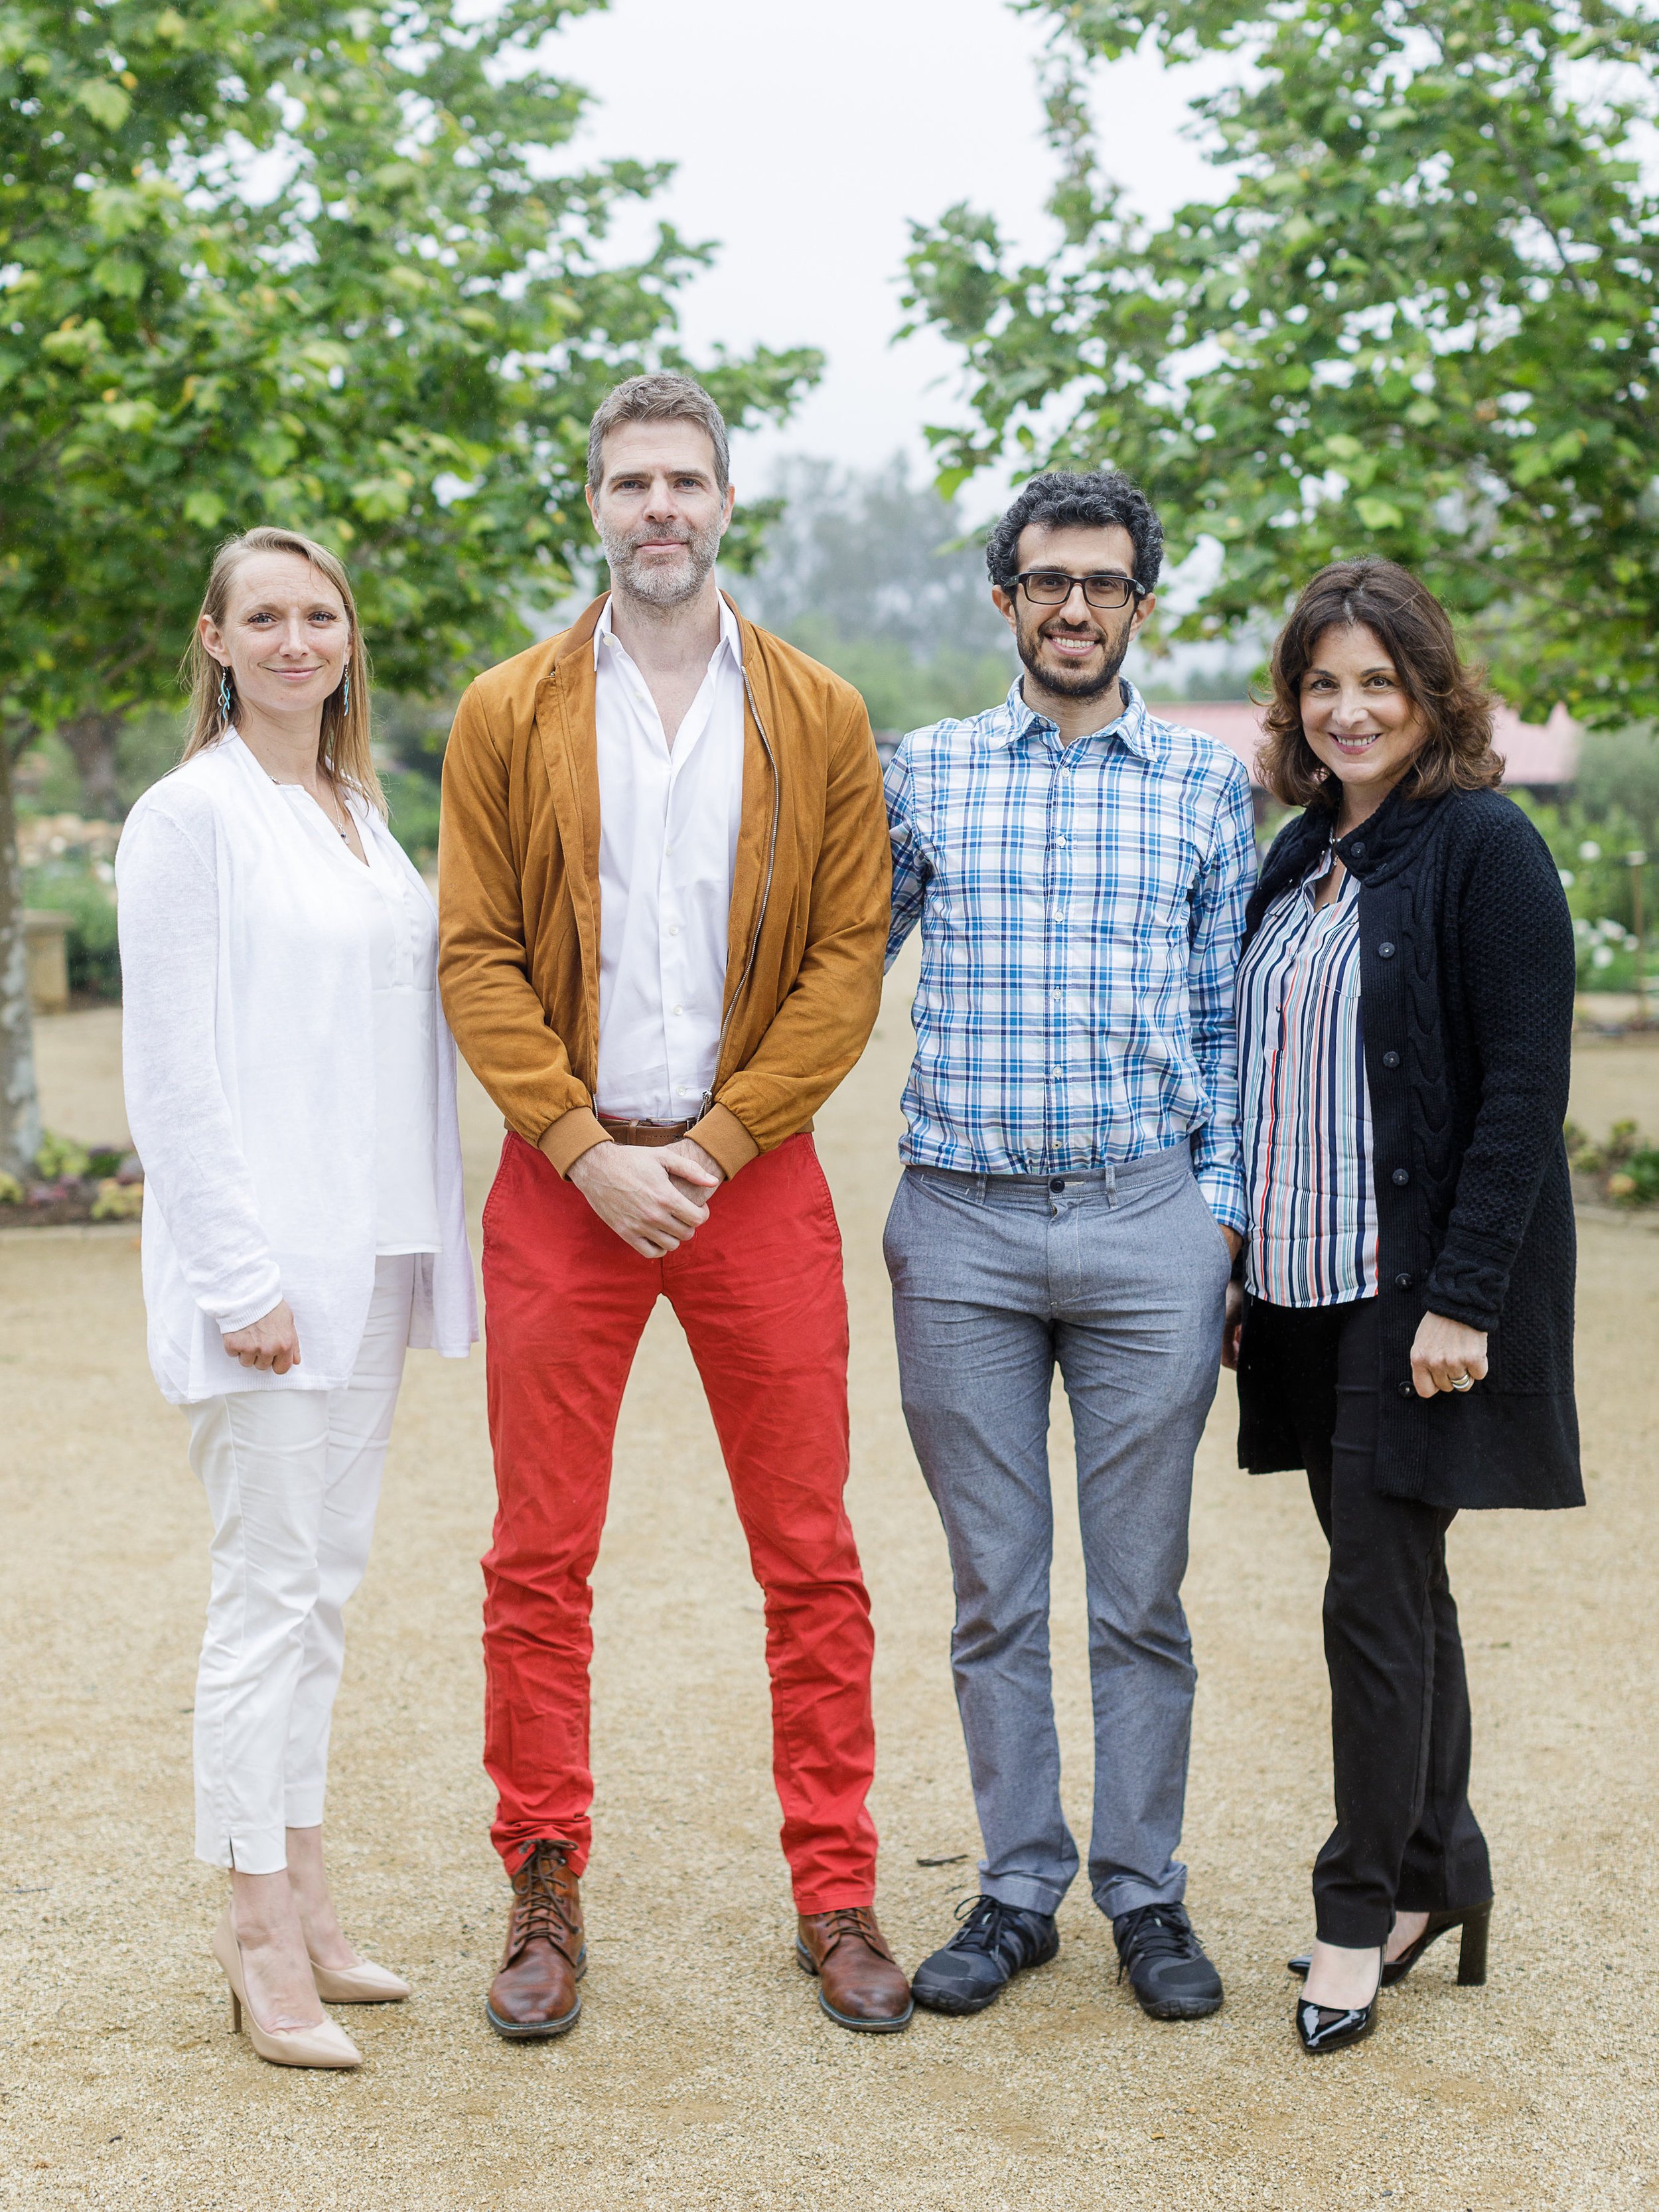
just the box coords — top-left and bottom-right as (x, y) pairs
(883, 469), (1256, 2024)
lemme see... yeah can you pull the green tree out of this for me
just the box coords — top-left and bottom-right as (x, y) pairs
(739, 455), (1013, 731)
(902, 0), (1659, 717)
(0, 0), (818, 1177)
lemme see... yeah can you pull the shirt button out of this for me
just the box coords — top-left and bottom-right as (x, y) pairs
(1398, 1380), (1415, 1398)
(673, 1005), (684, 1017)
(1051, 1066), (1064, 1079)
(1394, 1272), (1413, 1290)
(1392, 1167), (1410, 1186)
(667, 924), (679, 937)
(1378, 941), (1396, 958)
(1382, 1050), (1400, 1069)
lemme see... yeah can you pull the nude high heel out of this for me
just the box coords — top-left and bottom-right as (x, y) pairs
(212, 1909), (362, 2069)
(307, 1950), (411, 2004)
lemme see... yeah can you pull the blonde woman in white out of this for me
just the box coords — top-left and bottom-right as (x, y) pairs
(117, 526), (476, 2069)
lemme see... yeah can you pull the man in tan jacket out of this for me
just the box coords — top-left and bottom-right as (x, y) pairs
(439, 373), (909, 2039)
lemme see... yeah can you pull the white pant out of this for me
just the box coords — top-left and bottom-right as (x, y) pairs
(185, 1256), (414, 1874)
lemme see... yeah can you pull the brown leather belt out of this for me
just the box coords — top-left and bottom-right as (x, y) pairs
(598, 1115), (696, 1147)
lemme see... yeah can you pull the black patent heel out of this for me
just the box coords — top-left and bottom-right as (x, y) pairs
(1456, 1903), (1490, 1986)
(1295, 1947), (1383, 2056)
(1287, 1899), (1493, 1989)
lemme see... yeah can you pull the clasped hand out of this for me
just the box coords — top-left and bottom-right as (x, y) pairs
(565, 1137), (725, 1258)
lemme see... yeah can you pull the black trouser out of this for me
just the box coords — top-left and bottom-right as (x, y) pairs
(1244, 1295), (1493, 1947)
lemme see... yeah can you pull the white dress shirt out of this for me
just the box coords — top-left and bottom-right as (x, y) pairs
(592, 593), (745, 1122)
(117, 733), (476, 1404)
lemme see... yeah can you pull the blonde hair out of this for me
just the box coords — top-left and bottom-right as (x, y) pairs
(180, 526), (384, 816)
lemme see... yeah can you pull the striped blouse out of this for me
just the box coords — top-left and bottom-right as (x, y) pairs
(1237, 848), (1378, 1307)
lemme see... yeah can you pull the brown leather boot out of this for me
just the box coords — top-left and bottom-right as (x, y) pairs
(485, 1840), (585, 2040)
(796, 1907), (913, 2033)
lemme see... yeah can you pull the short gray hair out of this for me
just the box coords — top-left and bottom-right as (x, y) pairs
(587, 373), (731, 494)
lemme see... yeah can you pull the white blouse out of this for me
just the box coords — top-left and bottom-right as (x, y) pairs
(117, 733), (476, 1404)
(277, 784), (442, 1254)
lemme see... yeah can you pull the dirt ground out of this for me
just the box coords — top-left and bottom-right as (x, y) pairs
(4, 981), (1658, 2211)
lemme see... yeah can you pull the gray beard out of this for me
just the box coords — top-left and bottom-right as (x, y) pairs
(600, 517), (723, 610)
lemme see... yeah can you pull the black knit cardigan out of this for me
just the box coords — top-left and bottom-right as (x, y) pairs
(1235, 782), (1583, 1512)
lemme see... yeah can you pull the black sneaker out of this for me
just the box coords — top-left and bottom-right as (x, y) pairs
(910, 1895), (1060, 2016)
(1112, 1901), (1224, 2020)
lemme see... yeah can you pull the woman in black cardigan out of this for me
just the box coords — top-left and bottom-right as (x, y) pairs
(1225, 559), (1580, 2055)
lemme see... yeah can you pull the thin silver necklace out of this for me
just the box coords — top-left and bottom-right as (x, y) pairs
(269, 771), (350, 839)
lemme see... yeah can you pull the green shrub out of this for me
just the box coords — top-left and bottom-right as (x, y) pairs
(382, 767), (444, 869)
(91, 1179), (143, 1221)
(780, 616), (1013, 735)
(1564, 1118), (1659, 1206)
(35, 1130), (90, 1179)
(24, 857), (121, 999)
(1510, 793), (1654, 994)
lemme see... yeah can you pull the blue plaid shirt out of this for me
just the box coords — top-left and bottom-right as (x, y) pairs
(885, 677), (1257, 1230)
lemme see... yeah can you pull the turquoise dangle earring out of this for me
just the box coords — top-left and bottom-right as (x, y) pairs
(217, 667), (232, 724)
(340, 668), (350, 715)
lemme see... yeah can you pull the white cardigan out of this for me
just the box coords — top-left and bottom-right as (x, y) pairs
(116, 734), (476, 1404)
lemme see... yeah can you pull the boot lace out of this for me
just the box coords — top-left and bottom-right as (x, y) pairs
(810, 1906), (889, 1961)
(510, 1840), (579, 1959)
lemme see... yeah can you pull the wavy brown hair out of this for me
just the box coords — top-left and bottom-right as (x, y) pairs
(180, 526), (384, 816)
(1259, 559), (1502, 809)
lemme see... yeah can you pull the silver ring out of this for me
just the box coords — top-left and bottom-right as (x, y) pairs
(1450, 1374), (1473, 1392)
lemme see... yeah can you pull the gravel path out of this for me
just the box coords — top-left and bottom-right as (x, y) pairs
(3, 990), (1657, 2210)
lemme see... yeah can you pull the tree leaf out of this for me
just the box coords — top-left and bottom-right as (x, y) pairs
(74, 80), (131, 131)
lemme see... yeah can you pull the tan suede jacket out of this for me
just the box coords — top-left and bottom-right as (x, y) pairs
(437, 593), (891, 1182)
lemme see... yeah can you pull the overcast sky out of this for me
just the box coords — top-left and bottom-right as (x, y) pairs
(547, 0), (1232, 508)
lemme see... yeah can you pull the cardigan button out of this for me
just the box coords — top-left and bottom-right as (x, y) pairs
(1398, 1380), (1415, 1398)
(1392, 1167), (1410, 1186)
(1348, 839), (1366, 855)
(1394, 1272), (1413, 1290)
(1378, 941), (1396, 958)
(1382, 1050), (1400, 1069)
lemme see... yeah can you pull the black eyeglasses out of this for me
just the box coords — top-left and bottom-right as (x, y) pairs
(1015, 569), (1146, 611)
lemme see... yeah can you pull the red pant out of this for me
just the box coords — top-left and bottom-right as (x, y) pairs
(480, 1130), (879, 1911)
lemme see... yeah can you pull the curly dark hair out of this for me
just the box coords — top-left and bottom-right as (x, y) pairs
(985, 469), (1164, 595)
(1260, 559), (1503, 808)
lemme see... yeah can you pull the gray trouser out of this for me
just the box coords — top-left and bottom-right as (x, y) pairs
(884, 1144), (1230, 1920)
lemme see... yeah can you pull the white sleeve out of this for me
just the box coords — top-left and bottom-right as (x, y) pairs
(116, 797), (283, 1333)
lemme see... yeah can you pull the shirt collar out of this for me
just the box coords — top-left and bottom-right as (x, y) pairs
(593, 591), (743, 672)
(989, 673), (1156, 760)
(1297, 838), (1356, 905)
